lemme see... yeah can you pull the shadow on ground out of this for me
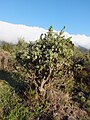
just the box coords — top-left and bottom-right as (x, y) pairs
(0, 70), (26, 98)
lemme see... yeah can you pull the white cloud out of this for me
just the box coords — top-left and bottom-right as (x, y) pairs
(0, 21), (47, 43)
(64, 32), (90, 49)
(0, 21), (90, 49)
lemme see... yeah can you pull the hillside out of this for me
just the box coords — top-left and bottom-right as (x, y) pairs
(0, 27), (90, 120)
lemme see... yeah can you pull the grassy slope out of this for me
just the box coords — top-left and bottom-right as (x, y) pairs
(0, 71), (90, 120)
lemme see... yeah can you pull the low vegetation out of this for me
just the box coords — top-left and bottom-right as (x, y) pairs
(0, 26), (90, 120)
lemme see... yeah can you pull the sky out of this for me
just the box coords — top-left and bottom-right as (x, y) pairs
(0, 0), (90, 36)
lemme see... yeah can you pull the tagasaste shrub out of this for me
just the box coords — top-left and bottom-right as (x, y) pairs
(15, 27), (74, 97)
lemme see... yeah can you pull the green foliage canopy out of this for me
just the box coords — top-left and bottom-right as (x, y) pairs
(15, 27), (74, 94)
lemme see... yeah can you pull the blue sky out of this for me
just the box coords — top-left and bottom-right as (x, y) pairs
(0, 0), (90, 35)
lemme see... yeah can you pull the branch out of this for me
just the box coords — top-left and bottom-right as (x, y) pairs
(40, 67), (53, 93)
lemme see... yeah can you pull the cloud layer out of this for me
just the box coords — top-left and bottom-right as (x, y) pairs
(0, 21), (90, 49)
(0, 21), (47, 43)
(64, 32), (90, 49)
